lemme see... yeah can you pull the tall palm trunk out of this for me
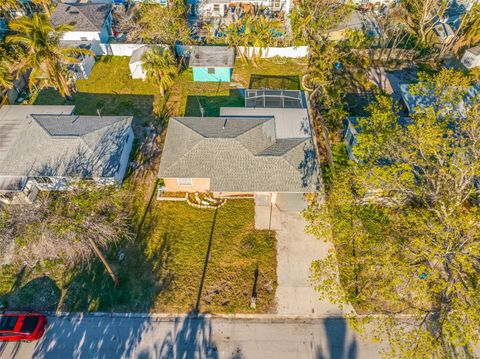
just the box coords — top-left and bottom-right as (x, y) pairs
(87, 237), (119, 286)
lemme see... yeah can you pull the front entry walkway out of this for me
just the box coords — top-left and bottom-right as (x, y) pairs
(256, 203), (350, 316)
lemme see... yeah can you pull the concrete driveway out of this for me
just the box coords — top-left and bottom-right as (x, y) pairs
(256, 203), (350, 316)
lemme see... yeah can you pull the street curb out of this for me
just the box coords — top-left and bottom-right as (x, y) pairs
(46, 312), (347, 321)
(45, 312), (416, 321)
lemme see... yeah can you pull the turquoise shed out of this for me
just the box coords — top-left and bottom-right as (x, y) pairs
(189, 46), (235, 82)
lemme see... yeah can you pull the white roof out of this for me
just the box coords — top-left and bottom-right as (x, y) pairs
(219, 107), (310, 139)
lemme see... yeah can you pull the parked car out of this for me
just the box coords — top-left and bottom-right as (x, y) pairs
(0, 312), (48, 342)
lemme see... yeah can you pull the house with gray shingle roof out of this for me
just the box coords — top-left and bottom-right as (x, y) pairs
(0, 105), (133, 203)
(158, 92), (320, 211)
(51, 2), (113, 43)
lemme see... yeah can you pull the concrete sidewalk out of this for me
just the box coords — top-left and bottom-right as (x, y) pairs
(0, 315), (382, 359)
(256, 204), (351, 316)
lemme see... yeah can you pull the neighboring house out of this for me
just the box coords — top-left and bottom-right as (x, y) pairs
(189, 46), (235, 82)
(328, 11), (364, 41)
(0, 105), (134, 204)
(433, 21), (455, 44)
(461, 46), (480, 69)
(50, 2), (113, 43)
(129, 46), (150, 80)
(61, 41), (96, 80)
(158, 90), (320, 212)
(400, 83), (480, 115)
(195, 0), (292, 19)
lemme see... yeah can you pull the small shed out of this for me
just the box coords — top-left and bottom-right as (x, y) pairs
(189, 46), (235, 82)
(461, 46), (480, 69)
(129, 46), (150, 80)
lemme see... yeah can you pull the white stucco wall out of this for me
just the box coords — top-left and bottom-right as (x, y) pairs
(129, 62), (146, 79)
(114, 126), (134, 184)
(61, 31), (102, 42)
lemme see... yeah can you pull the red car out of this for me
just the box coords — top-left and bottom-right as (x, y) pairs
(0, 312), (48, 342)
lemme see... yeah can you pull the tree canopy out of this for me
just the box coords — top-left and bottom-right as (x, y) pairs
(306, 69), (480, 358)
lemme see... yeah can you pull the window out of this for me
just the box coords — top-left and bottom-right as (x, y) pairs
(177, 178), (193, 186)
(208, 68), (215, 74)
(269, 0), (281, 10)
(213, 4), (220, 12)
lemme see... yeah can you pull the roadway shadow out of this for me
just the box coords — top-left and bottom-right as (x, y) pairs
(135, 312), (219, 359)
(316, 317), (358, 359)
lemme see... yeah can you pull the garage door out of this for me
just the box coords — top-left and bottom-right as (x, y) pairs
(275, 192), (307, 212)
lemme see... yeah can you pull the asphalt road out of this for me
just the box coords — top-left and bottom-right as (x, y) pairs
(0, 314), (384, 359)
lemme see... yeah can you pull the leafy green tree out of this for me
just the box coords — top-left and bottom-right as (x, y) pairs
(7, 13), (92, 98)
(135, 2), (190, 44)
(307, 69), (480, 358)
(141, 46), (178, 96)
(30, 0), (52, 16)
(401, 0), (448, 45)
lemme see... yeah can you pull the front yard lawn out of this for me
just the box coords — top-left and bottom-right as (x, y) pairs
(142, 199), (277, 313)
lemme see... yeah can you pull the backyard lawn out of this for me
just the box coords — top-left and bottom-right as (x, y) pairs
(34, 56), (160, 127)
(33, 56), (308, 120)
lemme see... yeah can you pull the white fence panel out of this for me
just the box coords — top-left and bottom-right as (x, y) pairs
(240, 46), (309, 59)
(91, 43), (309, 59)
(96, 43), (148, 56)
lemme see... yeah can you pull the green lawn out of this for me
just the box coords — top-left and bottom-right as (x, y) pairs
(0, 199), (276, 313)
(142, 200), (276, 313)
(33, 56), (160, 127)
(1, 55), (305, 314)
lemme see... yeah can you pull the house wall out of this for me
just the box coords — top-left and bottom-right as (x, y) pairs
(74, 55), (96, 80)
(461, 51), (480, 69)
(192, 67), (232, 82)
(163, 178), (211, 192)
(114, 127), (135, 184)
(61, 31), (102, 42)
(129, 62), (146, 79)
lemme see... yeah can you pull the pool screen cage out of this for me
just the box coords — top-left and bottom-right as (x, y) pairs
(245, 89), (305, 109)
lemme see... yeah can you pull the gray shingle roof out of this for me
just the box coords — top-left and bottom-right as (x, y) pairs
(129, 46), (151, 65)
(32, 115), (130, 137)
(51, 3), (111, 32)
(0, 106), (132, 189)
(159, 117), (319, 193)
(189, 46), (235, 68)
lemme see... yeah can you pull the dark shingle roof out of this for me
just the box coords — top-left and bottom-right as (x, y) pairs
(51, 3), (111, 32)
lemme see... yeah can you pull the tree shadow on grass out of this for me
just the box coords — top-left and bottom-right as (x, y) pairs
(59, 232), (173, 313)
(185, 89), (244, 117)
(33, 88), (156, 128)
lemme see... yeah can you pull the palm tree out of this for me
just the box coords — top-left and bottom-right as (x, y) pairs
(244, 15), (283, 66)
(0, 0), (20, 15)
(7, 13), (93, 98)
(141, 46), (178, 96)
(30, 0), (52, 16)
